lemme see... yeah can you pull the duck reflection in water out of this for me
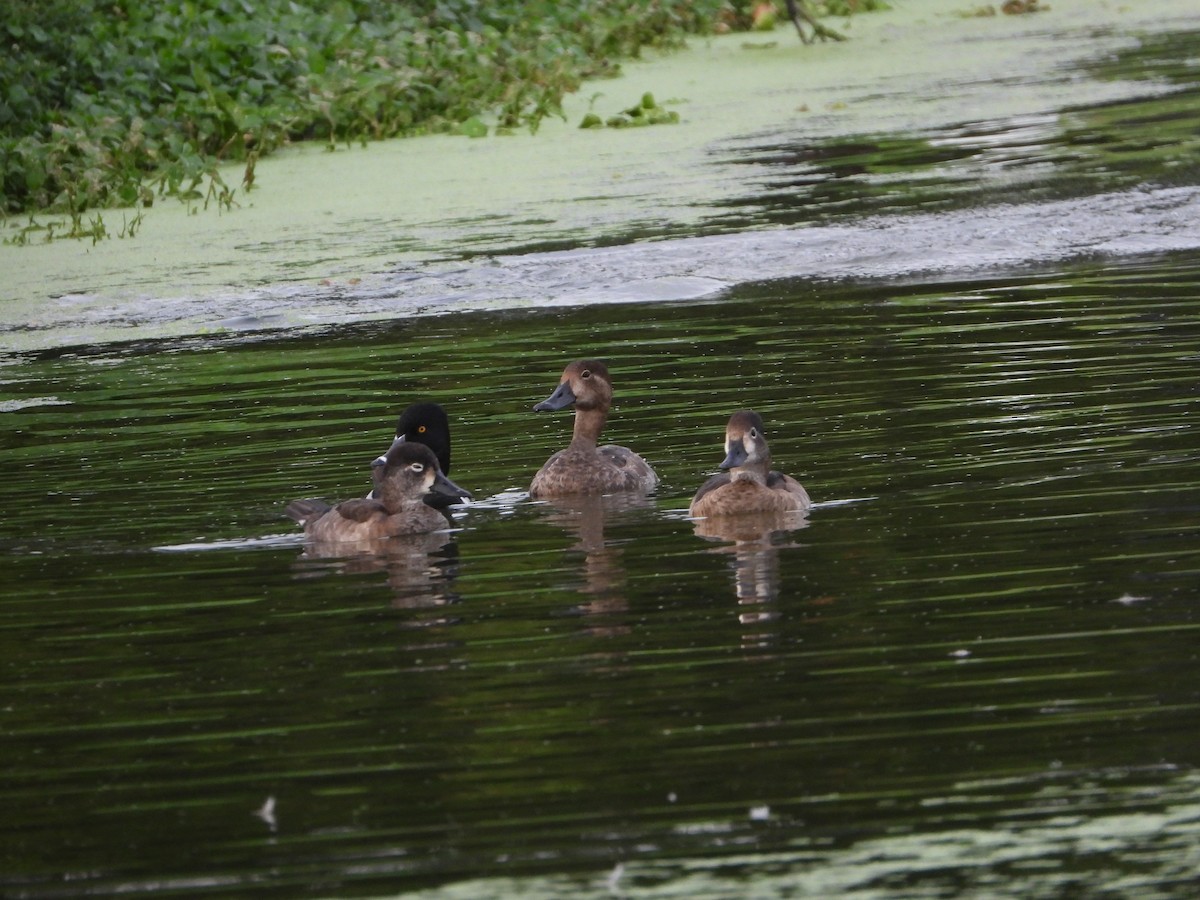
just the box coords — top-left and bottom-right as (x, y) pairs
(291, 529), (463, 613)
(693, 511), (809, 632)
(533, 493), (655, 633)
(528, 358), (657, 633)
(691, 410), (812, 636)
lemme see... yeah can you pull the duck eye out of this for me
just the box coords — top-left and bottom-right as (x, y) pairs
(418, 425), (427, 434)
(749, 428), (759, 439)
(409, 462), (425, 473)
(580, 369), (591, 379)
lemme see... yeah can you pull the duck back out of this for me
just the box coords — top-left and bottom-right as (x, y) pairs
(690, 473), (809, 517)
(295, 498), (451, 542)
(531, 443), (657, 498)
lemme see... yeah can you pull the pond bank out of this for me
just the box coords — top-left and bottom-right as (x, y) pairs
(1, 0), (1198, 353)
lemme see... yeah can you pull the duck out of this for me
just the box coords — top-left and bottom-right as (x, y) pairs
(287, 442), (471, 542)
(374, 402), (452, 474)
(370, 402), (457, 503)
(529, 359), (658, 498)
(690, 410), (811, 517)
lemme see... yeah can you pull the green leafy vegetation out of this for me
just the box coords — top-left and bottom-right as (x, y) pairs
(0, 0), (880, 235)
(0, 0), (722, 226)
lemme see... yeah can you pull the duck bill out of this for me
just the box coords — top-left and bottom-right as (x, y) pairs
(533, 382), (576, 412)
(426, 470), (472, 508)
(719, 438), (748, 470)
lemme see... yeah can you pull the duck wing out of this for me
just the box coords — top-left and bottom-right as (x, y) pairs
(767, 471), (812, 508)
(691, 472), (731, 510)
(331, 498), (388, 523)
(598, 444), (658, 484)
(599, 444), (653, 468)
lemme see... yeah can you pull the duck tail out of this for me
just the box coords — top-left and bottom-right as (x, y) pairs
(284, 498), (331, 526)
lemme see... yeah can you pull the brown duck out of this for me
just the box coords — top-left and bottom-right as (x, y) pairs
(530, 359), (658, 498)
(690, 410), (811, 517)
(287, 442), (471, 542)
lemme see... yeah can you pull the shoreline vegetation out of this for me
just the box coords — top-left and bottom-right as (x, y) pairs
(0, 0), (879, 241)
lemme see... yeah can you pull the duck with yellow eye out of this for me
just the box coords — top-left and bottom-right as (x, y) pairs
(370, 402), (456, 502)
(690, 410), (811, 517)
(530, 359), (658, 498)
(287, 442), (471, 542)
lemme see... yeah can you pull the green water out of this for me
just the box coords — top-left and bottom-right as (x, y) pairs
(3, 255), (1199, 897)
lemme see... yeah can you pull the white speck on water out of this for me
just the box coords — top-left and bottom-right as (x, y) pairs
(1113, 593), (1149, 605)
(254, 796), (277, 831)
(605, 862), (625, 893)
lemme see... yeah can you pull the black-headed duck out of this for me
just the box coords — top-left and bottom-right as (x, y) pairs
(288, 442), (471, 542)
(374, 402), (452, 474)
(530, 359), (658, 498)
(690, 410), (811, 517)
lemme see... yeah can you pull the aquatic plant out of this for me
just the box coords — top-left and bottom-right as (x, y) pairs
(580, 92), (681, 129)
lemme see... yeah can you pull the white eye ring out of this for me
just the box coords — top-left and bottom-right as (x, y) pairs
(749, 428), (759, 438)
(409, 462), (425, 473)
(581, 370), (591, 379)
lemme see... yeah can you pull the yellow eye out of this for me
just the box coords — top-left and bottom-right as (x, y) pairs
(418, 425), (427, 434)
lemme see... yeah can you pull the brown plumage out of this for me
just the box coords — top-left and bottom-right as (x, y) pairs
(690, 410), (811, 518)
(530, 359), (658, 498)
(287, 442), (470, 542)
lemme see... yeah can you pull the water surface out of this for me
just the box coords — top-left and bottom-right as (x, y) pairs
(3, 252), (1200, 897)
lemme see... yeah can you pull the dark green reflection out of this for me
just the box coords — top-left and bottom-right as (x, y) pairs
(2, 253), (1200, 896)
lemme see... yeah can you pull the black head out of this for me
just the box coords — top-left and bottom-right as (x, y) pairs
(392, 401), (452, 475)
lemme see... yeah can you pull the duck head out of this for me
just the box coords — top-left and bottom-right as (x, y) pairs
(719, 410), (772, 472)
(373, 401), (452, 474)
(534, 360), (613, 413)
(373, 441), (471, 511)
